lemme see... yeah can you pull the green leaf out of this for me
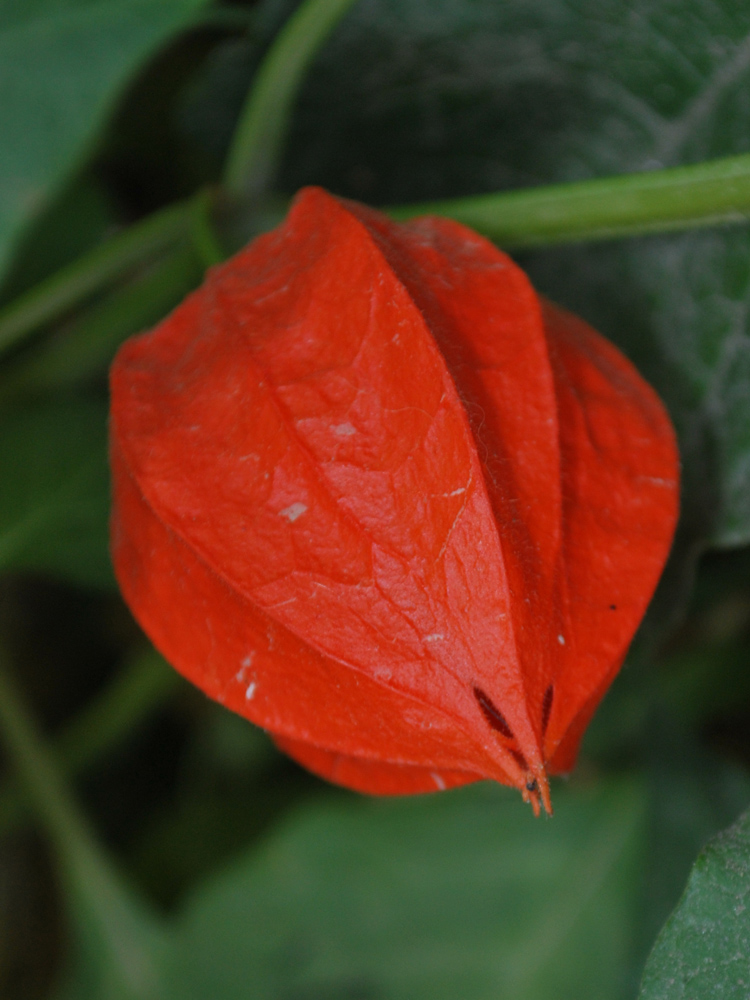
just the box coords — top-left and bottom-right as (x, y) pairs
(527, 230), (750, 551)
(283, 0), (750, 548)
(0, 0), (209, 284)
(629, 726), (750, 991)
(638, 804), (750, 1000)
(165, 779), (646, 1000)
(0, 398), (112, 586)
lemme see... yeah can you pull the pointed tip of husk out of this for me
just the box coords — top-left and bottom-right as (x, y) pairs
(521, 767), (552, 816)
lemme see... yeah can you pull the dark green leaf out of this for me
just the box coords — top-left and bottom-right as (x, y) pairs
(0, 398), (112, 586)
(568, 654), (750, 991)
(284, 0), (750, 549)
(629, 727), (750, 992)
(527, 230), (750, 552)
(166, 779), (646, 1000)
(0, 0), (209, 283)
(639, 804), (750, 1000)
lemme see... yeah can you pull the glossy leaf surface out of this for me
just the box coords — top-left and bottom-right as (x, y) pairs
(283, 0), (750, 550)
(0, 0), (208, 284)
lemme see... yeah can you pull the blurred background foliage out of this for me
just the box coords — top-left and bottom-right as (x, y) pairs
(0, 0), (749, 997)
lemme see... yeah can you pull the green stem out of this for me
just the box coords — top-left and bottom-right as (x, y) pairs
(189, 189), (227, 268)
(0, 243), (201, 403)
(0, 649), (99, 865)
(0, 199), (193, 359)
(0, 647), (166, 996)
(0, 648), (179, 836)
(389, 153), (750, 247)
(224, 0), (359, 200)
(4, 151), (749, 375)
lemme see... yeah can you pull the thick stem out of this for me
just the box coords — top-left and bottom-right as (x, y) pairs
(4, 152), (750, 371)
(389, 153), (750, 247)
(223, 0), (359, 200)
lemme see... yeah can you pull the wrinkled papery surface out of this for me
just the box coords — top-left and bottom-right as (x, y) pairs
(110, 187), (679, 812)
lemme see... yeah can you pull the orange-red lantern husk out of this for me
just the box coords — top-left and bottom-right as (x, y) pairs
(110, 187), (679, 814)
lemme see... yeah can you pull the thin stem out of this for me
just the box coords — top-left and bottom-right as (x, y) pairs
(224, 0), (359, 200)
(189, 189), (227, 268)
(0, 648), (180, 836)
(389, 153), (750, 247)
(0, 647), (167, 997)
(0, 244), (201, 404)
(0, 648), (99, 865)
(0, 199), (193, 359)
